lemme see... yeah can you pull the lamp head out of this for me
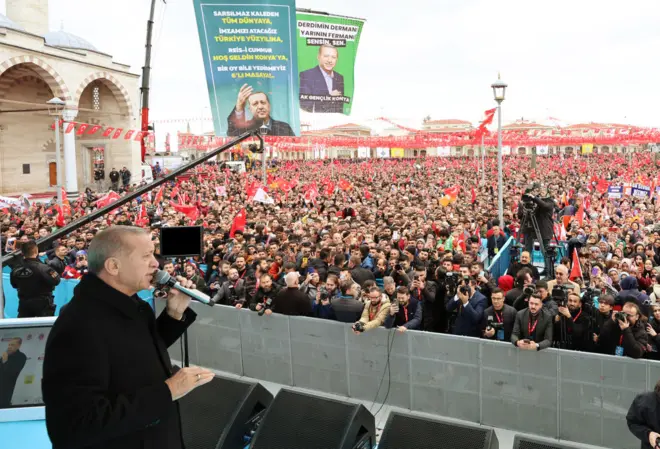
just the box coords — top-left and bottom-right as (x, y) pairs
(491, 73), (507, 104)
(47, 97), (66, 116)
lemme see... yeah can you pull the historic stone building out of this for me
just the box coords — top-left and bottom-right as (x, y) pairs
(0, 0), (141, 195)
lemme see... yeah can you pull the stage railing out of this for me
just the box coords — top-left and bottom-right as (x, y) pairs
(162, 301), (652, 449)
(2, 274), (154, 318)
(486, 236), (514, 279)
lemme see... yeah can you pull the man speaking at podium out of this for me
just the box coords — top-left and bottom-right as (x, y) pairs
(42, 226), (214, 449)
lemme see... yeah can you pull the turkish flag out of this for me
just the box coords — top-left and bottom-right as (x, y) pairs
(154, 186), (164, 204)
(102, 127), (115, 137)
(112, 128), (124, 139)
(87, 125), (102, 135)
(230, 208), (247, 238)
(171, 203), (199, 222)
(569, 248), (583, 280)
(53, 204), (65, 227)
(95, 191), (121, 208)
(338, 179), (352, 191)
(364, 188), (372, 200)
(65, 122), (76, 134)
(576, 199), (585, 227)
(124, 130), (135, 140)
(76, 124), (89, 136)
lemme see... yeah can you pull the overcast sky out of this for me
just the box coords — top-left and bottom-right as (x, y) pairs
(2, 0), (660, 134)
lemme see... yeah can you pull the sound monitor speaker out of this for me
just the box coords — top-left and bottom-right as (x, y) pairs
(178, 375), (273, 449)
(249, 389), (376, 449)
(378, 411), (499, 449)
(512, 435), (583, 449)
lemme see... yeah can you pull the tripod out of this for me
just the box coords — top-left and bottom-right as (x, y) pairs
(519, 202), (556, 279)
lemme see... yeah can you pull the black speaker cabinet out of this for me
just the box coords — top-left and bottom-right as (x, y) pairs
(179, 375), (273, 449)
(249, 389), (376, 449)
(378, 411), (499, 449)
(513, 435), (583, 449)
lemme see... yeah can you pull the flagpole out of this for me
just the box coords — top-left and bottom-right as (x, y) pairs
(0, 243), (4, 319)
(480, 134), (485, 185)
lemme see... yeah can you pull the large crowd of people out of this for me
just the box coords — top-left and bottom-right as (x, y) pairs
(2, 151), (660, 359)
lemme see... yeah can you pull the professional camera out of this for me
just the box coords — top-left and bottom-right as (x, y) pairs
(486, 316), (504, 331)
(509, 242), (524, 261)
(228, 285), (241, 306)
(353, 321), (365, 333)
(258, 297), (273, 316)
(552, 285), (571, 307)
(615, 311), (628, 322)
(319, 287), (330, 301)
(459, 276), (471, 295)
(523, 284), (536, 296)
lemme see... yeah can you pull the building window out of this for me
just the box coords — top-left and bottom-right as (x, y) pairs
(93, 86), (100, 110)
(22, 164), (30, 174)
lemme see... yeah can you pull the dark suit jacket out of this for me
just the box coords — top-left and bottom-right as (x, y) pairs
(299, 66), (345, 113)
(481, 304), (517, 342)
(446, 290), (487, 337)
(0, 350), (27, 407)
(43, 273), (196, 449)
(511, 308), (554, 349)
(487, 234), (506, 259)
(227, 107), (294, 137)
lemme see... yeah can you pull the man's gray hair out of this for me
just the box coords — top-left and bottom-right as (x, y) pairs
(88, 226), (148, 274)
(383, 276), (395, 285)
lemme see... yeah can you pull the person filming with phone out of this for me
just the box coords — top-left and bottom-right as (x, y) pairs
(42, 226), (214, 449)
(385, 286), (422, 332)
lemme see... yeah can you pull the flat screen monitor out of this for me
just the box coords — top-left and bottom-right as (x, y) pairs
(160, 226), (203, 257)
(0, 317), (56, 422)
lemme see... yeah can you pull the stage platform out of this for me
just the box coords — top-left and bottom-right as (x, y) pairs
(1, 369), (609, 449)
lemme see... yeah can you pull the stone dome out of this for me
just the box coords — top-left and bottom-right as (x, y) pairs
(0, 13), (25, 31)
(44, 30), (98, 51)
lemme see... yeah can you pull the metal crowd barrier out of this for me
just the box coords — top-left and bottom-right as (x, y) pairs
(162, 301), (655, 449)
(486, 236), (514, 280)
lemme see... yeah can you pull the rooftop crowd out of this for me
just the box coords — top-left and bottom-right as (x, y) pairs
(2, 151), (660, 358)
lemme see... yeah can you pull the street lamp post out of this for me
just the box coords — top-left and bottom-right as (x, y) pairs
(491, 74), (507, 228)
(47, 97), (66, 206)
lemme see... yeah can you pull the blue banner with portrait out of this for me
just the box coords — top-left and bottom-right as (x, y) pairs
(193, 0), (300, 137)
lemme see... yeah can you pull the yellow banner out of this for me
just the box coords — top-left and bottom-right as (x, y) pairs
(581, 143), (594, 154)
(391, 148), (404, 158)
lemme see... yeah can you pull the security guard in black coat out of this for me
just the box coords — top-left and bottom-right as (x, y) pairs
(42, 226), (214, 449)
(627, 379), (660, 449)
(9, 240), (60, 317)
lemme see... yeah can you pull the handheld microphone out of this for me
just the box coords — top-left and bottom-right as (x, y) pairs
(152, 270), (213, 305)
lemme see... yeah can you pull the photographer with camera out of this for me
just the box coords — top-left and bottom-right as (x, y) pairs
(511, 292), (554, 351)
(312, 275), (341, 320)
(554, 291), (591, 351)
(597, 301), (648, 359)
(211, 266), (246, 308)
(352, 286), (391, 334)
(517, 187), (555, 255)
(506, 269), (534, 308)
(592, 294), (615, 349)
(385, 286), (422, 333)
(446, 275), (486, 337)
(251, 273), (281, 316)
(481, 288), (516, 342)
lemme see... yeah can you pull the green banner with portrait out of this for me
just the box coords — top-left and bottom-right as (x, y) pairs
(193, 0), (300, 137)
(295, 11), (365, 115)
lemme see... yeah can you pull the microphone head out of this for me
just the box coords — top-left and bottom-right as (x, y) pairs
(153, 270), (171, 286)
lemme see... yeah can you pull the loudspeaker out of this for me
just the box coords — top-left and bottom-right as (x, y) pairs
(249, 389), (376, 449)
(512, 435), (582, 449)
(378, 411), (499, 449)
(179, 375), (273, 449)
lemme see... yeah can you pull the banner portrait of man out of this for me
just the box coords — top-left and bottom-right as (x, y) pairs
(299, 44), (346, 113)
